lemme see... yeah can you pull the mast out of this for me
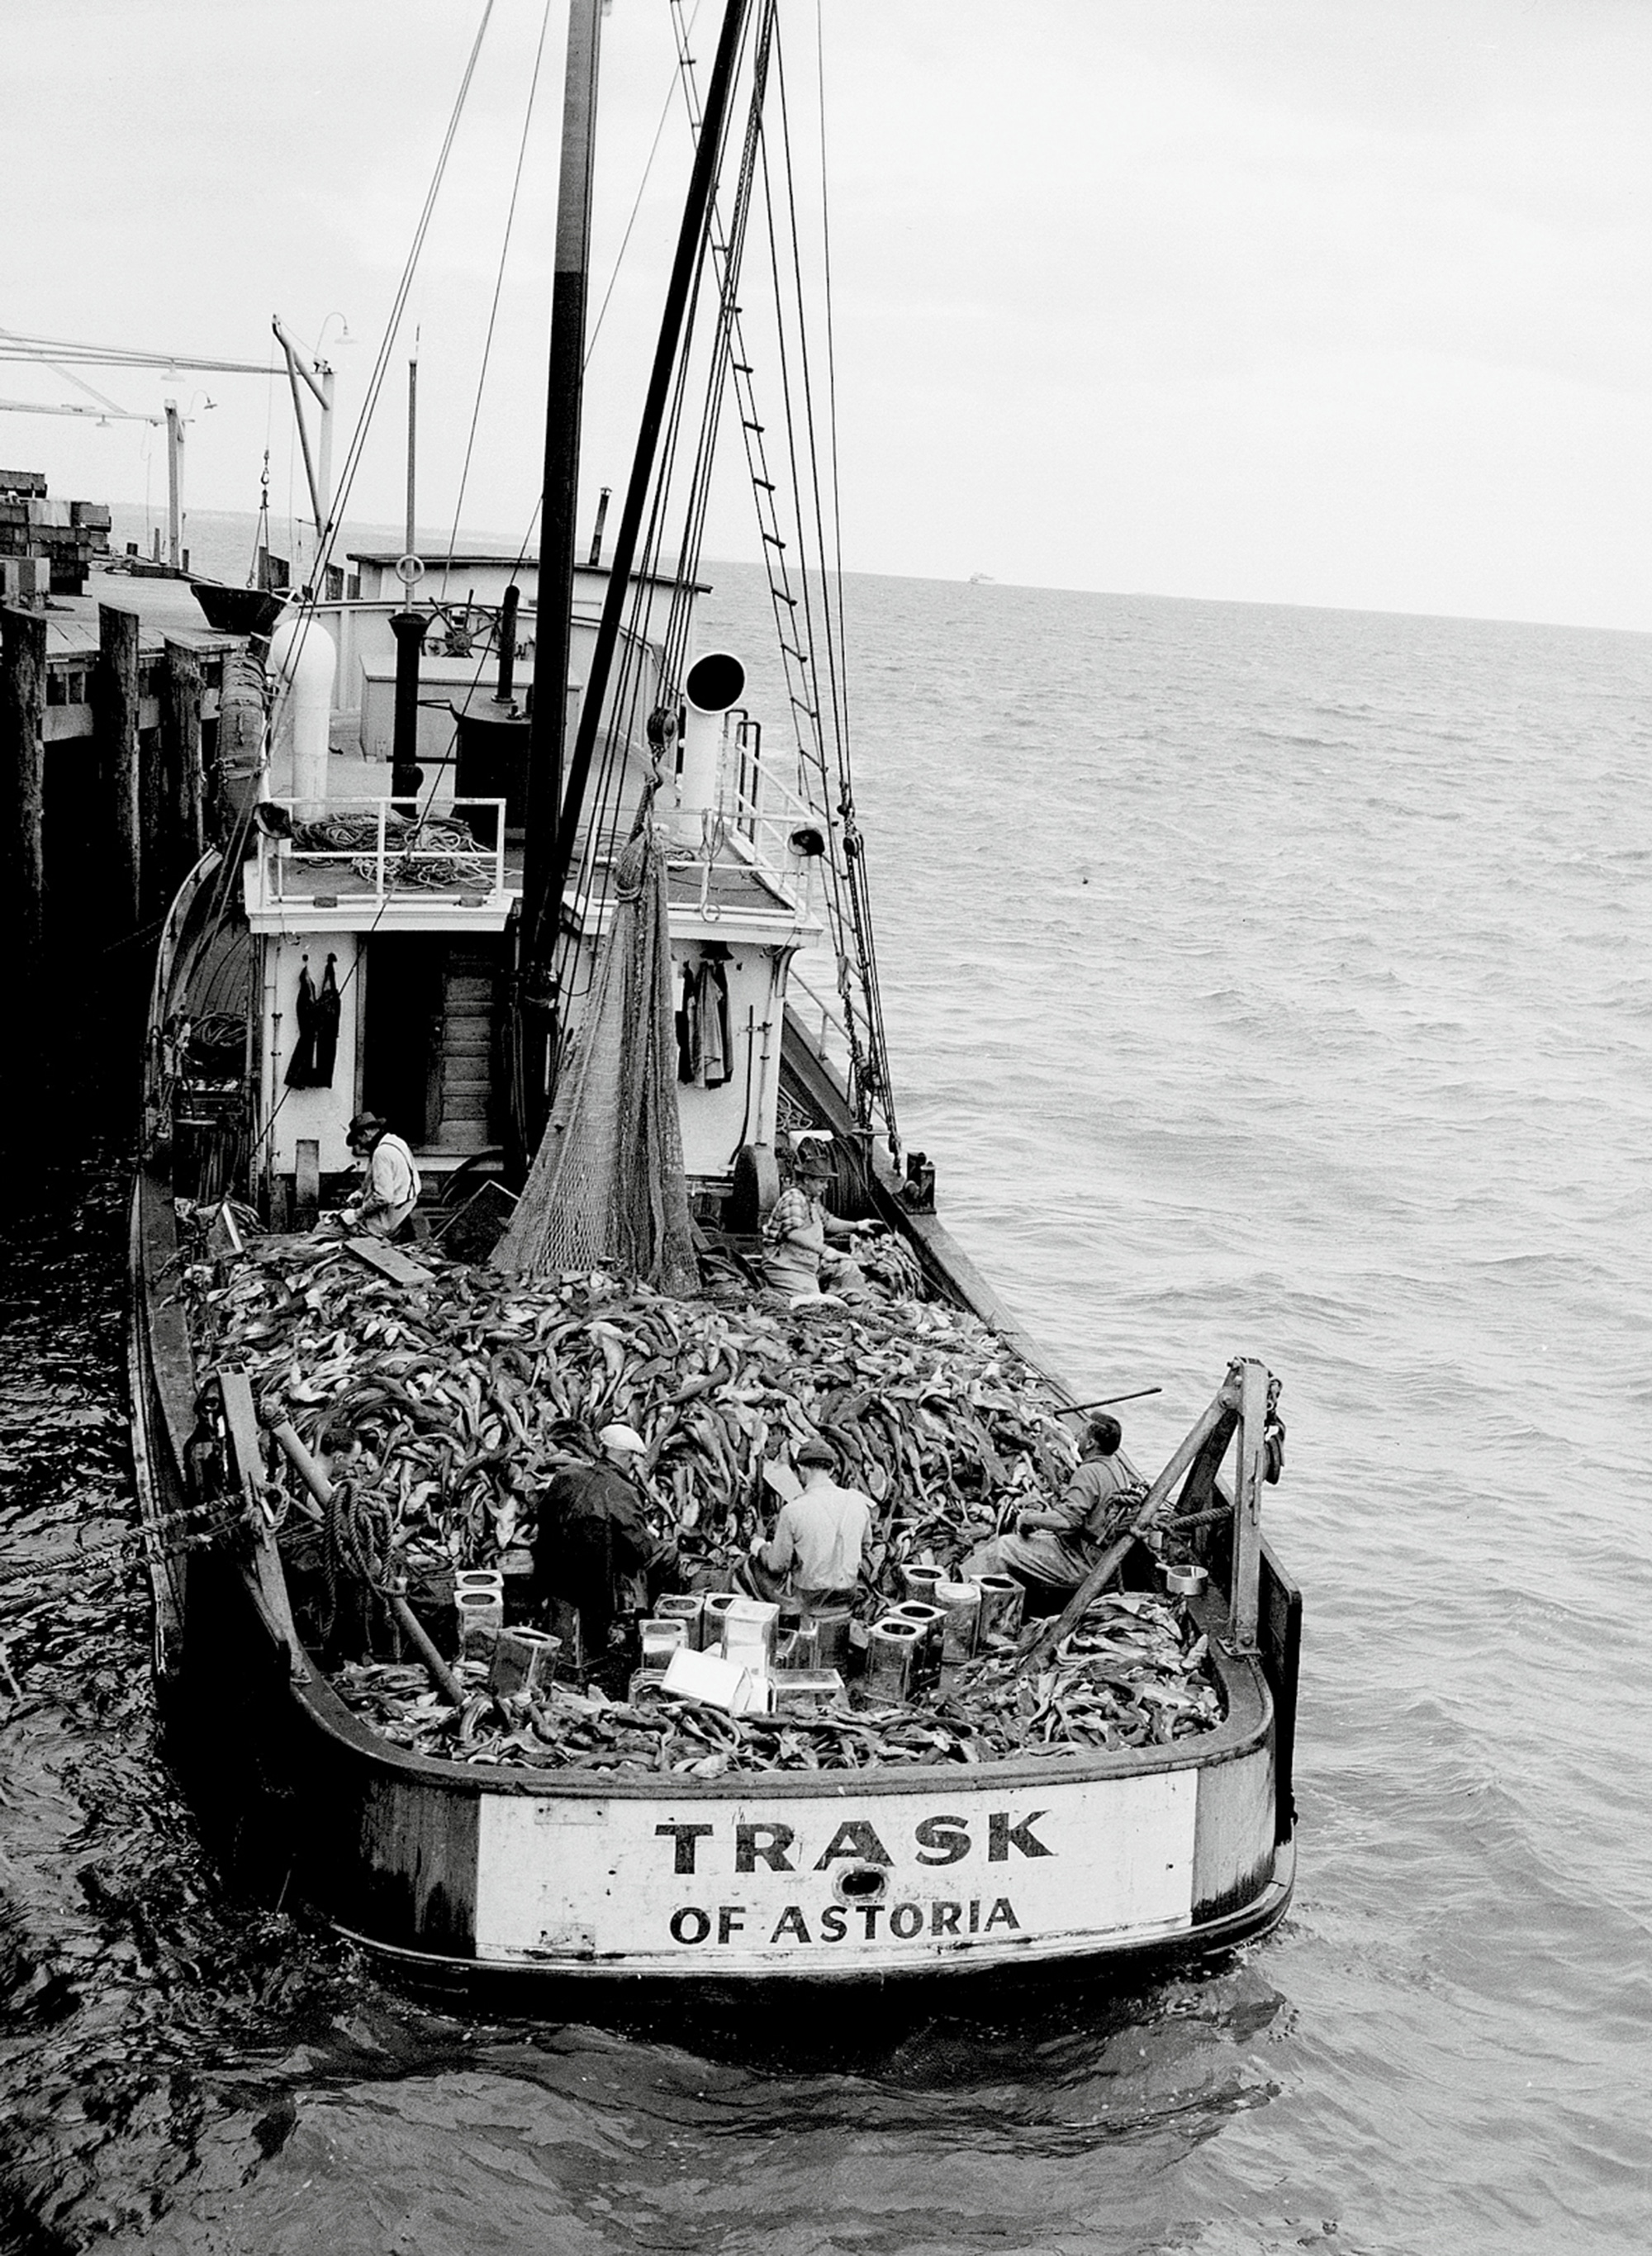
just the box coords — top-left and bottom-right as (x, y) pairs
(521, 0), (605, 1061)
(528, 0), (752, 973)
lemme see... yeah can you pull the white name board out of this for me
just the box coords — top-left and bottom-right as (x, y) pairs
(473, 1770), (1197, 1973)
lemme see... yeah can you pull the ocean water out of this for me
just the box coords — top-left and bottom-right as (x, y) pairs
(2, 554), (1650, 2253)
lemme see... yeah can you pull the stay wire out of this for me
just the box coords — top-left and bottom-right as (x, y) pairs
(440, 0), (556, 599)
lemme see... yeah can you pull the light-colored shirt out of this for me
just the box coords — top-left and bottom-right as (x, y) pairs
(761, 1476), (873, 1596)
(359, 1132), (421, 1236)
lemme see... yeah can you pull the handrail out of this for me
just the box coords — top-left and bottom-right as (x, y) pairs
(256, 795), (508, 904)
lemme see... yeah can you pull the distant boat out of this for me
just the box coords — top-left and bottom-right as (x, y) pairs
(968, 572), (995, 584)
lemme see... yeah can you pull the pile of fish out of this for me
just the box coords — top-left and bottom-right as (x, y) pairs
(181, 1241), (1089, 1585)
(179, 1240), (1225, 1770)
(333, 1593), (1222, 1774)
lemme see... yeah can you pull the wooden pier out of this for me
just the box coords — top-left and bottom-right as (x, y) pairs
(1, 566), (248, 1041)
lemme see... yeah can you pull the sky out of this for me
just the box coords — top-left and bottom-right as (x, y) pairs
(6, 0), (1652, 630)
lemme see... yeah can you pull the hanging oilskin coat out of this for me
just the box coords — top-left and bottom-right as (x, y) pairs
(312, 952), (341, 1085)
(285, 952), (342, 1089)
(676, 949), (733, 1088)
(698, 950), (731, 1087)
(284, 957), (320, 1088)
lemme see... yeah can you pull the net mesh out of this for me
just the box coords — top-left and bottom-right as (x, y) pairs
(493, 821), (698, 1293)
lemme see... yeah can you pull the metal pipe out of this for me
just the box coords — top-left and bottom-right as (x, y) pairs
(390, 609), (429, 801)
(496, 582), (520, 705)
(1057, 1387), (1163, 1417)
(405, 354), (418, 554)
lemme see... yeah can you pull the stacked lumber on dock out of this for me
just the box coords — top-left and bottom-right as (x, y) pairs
(0, 471), (112, 595)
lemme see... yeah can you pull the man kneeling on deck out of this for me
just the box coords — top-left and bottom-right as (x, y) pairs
(341, 1111), (421, 1239)
(965, 1414), (1135, 1603)
(737, 1437), (872, 1612)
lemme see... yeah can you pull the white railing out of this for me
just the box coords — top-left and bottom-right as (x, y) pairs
(788, 958), (862, 1089)
(258, 796), (508, 905)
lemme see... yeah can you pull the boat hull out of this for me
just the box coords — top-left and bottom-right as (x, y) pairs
(132, 864), (1299, 1994)
(144, 1475), (1289, 1988)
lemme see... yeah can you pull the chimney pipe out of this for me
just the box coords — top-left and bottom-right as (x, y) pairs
(390, 609), (429, 806)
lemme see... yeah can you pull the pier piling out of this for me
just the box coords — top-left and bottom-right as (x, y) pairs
(0, 602), (47, 990)
(97, 602), (142, 938)
(163, 638), (205, 885)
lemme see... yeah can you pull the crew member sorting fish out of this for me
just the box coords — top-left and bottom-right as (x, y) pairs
(738, 1437), (872, 1611)
(760, 1142), (880, 1300)
(340, 1111), (422, 1239)
(965, 1413), (1136, 1601)
(533, 1423), (673, 1666)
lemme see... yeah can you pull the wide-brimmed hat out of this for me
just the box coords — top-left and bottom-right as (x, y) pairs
(347, 1111), (385, 1142)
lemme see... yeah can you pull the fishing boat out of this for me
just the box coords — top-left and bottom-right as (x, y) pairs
(129, 0), (1299, 1991)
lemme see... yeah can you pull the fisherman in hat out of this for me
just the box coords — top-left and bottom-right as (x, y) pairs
(760, 1142), (880, 1302)
(339, 1111), (422, 1239)
(737, 1436), (873, 1612)
(531, 1424), (673, 1670)
(964, 1414), (1136, 1603)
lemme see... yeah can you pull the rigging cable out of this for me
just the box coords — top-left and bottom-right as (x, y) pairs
(439, 0), (557, 600)
(229, 0), (500, 1171)
(770, 17), (894, 1132)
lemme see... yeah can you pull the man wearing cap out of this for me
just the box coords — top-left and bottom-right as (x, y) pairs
(532, 1424), (669, 1667)
(738, 1437), (873, 1611)
(965, 1415), (1136, 1601)
(340, 1112), (421, 1239)
(760, 1149), (876, 1301)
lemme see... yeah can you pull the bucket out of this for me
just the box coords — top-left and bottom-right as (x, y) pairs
(719, 1596), (781, 1674)
(655, 1592), (707, 1649)
(1163, 1561), (1208, 1598)
(487, 1626), (560, 1698)
(701, 1591), (741, 1647)
(976, 1573), (1025, 1641)
(864, 1617), (923, 1701)
(455, 1585), (504, 1659)
(805, 1604), (852, 1674)
(771, 1667), (846, 1715)
(639, 1617), (690, 1669)
(933, 1579), (983, 1664)
(900, 1563), (946, 1604)
(890, 1599), (946, 1682)
(778, 1620), (820, 1670)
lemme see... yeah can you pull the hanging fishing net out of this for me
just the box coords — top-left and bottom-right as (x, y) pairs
(492, 819), (698, 1293)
